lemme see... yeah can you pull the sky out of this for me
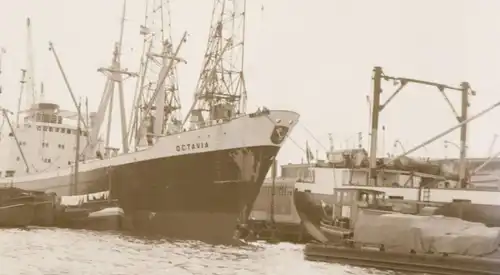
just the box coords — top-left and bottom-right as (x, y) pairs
(1, 0), (500, 166)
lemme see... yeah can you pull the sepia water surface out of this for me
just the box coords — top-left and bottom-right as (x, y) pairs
(0, 227), (410, 275)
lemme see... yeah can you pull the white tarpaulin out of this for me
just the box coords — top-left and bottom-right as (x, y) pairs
(353, 210), (500, 256)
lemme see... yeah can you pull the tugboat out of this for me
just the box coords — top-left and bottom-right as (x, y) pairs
(294, 187), (393, 243)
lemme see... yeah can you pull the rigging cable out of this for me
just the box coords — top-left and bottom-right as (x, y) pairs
(301, 124), (328, 152)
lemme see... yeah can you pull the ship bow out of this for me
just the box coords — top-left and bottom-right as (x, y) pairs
(111, 110), (300, 243)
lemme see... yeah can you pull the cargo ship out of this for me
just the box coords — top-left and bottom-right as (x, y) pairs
(0, 1), (299, 243)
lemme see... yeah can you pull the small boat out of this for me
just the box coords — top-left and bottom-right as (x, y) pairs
(0, 187), (50, 227)
(294, 187), (394, 243)
(0, 203), (35, 227)
(55, 196), (122, 231)
(293, 191), (330, 243)
(319, 219), (352, 240)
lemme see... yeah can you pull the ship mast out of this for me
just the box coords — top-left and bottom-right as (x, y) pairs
(182, 0), (248, 128)
(15, 69), (26, 126)
(87, 0), (137, 157)
(128, 0), (186, 149)
(25, 18), (38, 109)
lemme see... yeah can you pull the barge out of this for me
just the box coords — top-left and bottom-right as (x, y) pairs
(305, 242), (500, 275)
(0, 187), (57, 227)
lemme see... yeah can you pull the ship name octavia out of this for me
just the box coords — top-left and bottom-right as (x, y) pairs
(176, 142), (209, 152)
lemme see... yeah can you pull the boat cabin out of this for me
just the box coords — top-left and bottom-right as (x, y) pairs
(330, 188), (391, 230)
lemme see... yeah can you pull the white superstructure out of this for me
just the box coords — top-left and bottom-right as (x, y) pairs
(0, 103), (104, 180)
(286, 150), (500, 206)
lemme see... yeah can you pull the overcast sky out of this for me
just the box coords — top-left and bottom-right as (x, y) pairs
(1, 0), (500, 165)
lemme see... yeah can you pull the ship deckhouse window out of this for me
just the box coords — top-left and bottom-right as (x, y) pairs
(55, 128), (60, 133)
(43, 126), (48, 131)
(43, 158), (52, 163)
(16, 157), (20, 161)
(42, 142), (49, 148)
(5, 170), (15, 177)
(66, 129), (71, 134)
(58, 144), (65, 149)
(37, 126), (41, 131)
(49, 127), (53, 132)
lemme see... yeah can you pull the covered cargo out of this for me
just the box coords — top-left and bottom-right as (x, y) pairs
(435, 202), (500, 227)
(353, 210), (500, 256)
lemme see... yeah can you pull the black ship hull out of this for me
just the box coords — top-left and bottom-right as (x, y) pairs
(112, 145), (278, 243)
(59, 145), (277, 243)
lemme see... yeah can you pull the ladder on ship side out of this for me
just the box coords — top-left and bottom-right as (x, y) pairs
(422, 187), (431, 202)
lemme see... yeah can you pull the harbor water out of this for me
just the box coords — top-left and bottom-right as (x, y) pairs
(0, 227), (403, 275)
